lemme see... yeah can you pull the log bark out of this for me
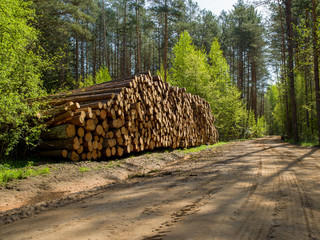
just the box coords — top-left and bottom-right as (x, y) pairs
(41, 124), (76, 140)
(39, 137), (79, 151)
(45, 111), (74, 127)
(39, 150), (68, 158)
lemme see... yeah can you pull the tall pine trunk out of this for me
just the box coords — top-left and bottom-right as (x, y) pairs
(122, 1), (127, 77)
(80, 40), (85, 79)
(75, 37), (79, 84)
(304, 10), (310, 130)
(102, 1), (108, 68)
(238, 48), (244, 97)
(136, 0), (141, 73)
(251, 57), (257, 119)
(164, 0), (168, 82)
(312, 0), (320, 145)
(285, 0), (299, 143)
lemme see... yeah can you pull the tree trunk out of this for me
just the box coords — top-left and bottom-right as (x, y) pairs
(312, 0), (320, 145)
(304, 10), (310, 130)
(246, 53), (250, 109)
(251, 57), (257, 119)
(93, 34), (97, 80)
(102, 1), (108, 68)
(285, 0), (299, 143)
(164, 0), (168, 82)
(136, 0), (141, 73)
(122, 1), (127, 77)
(80, 40), (85, 80)
(238, 48), (244, 96)
(75, 37), (79, 84)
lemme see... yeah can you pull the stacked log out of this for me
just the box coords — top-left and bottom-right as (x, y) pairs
(38, 72), (218, 161)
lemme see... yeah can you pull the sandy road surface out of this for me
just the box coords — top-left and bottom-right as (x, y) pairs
(1, 137), (320, 240)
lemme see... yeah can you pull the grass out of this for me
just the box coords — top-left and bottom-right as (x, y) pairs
(79, 166), (90, 173)
(300, 142), (319, 147)
(105, 161), (121, 168)
(178, 141), (229, 154)
(0, 162), (50, 183)
(92, 161), (121, 171)
(287, 139), (319, 147)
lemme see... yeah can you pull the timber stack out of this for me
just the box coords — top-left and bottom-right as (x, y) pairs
(37, 72), (218, 161)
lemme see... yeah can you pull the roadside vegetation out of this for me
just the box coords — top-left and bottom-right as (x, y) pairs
(179, 141), (229, 154)
(0, 161), (50, 183)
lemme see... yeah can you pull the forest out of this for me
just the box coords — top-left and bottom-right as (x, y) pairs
(0, 0), (319, 160)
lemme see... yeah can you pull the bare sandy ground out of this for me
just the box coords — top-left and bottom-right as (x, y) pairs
(1, 136), (320, 240)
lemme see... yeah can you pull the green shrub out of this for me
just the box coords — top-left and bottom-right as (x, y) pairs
(0, 0), (47, 160)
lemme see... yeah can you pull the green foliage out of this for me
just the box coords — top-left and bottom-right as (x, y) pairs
(253, 116), (267, 137)
(170, 31), (210, 96)
(78, 67), (111, 88)
(0, 0), (46, 160)
(169, 32), (264, 141)
(206, 39), (247, 140)
(0, 162), (50, 183)
(95, 67), (112, 84)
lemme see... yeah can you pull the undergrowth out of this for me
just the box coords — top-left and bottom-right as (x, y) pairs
(0, 161), (50, 183)
(287, 139), (319, 147)
(178, 141), (228, 154)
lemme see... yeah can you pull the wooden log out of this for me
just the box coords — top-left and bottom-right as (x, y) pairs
(39, 137), (79, 151)
(49, 77), (135, 98)
(51, 92), (117, 106)
(102, 148), (112, 157)
(102, 120), (109, 131)
(77, 127), (85, 138)
(99, 109), (107, 120)
(108, 118), (124, 128)
(117, 147), (124, 157)
(106, 131), (114, 139)
(111, 147), (116, 156)
(53, 88), (125, 100)
(97, 142), (103, 151)
(77, 145), (84, 154)
(81, 153), (87, 160)
(40, 102), (80, 119)
(95, 125), (104, 135)
(92, 150), (98, 160)
(103, 138), (117, 148)
(92, 140), (99, 150)
(85, 119), (96, 131)
(68, 151), (80, 161)
(39, 150), (68, 158)
(45, 111), (74, 127)
(116, 136), (124, 146)
(41, 124), (76, 140)
(84, 132), (93, 142)
(87, 152), (92, 160)
(73, 136), (81, 150)
(83, 141), (93, 152)
(68, 115), (85, 126)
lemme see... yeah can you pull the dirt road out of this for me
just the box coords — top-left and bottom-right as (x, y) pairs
(1, 137), (320, 240)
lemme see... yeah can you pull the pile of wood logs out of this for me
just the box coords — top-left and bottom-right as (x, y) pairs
(38, 72), (218, 161)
